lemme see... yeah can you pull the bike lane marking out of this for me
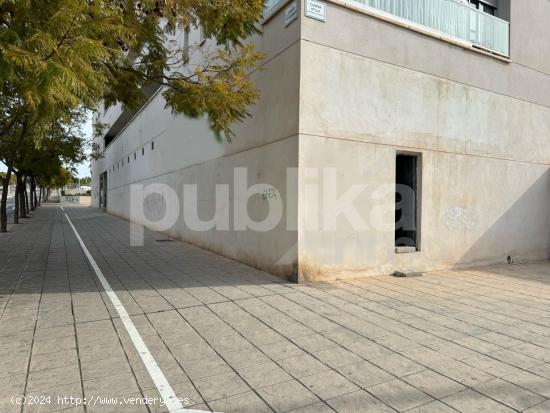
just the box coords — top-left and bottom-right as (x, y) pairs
(64, 209), (207, 413)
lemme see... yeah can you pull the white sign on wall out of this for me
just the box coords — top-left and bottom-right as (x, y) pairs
(305, 0), (326, 22)
(284, 1), (298, 27)
(305, 0), (327, 22)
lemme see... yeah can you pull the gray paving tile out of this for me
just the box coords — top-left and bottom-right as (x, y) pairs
(405, 400), (459, 413)
(238, 362), (293, 389)
(286, 402), (334, 413)
(258, 380), (320, 412)
(3, 207), (550, 413)
(31, 336), (76, 356)
(313, 347), (362, 369)
(258, 339), (306, 361)
(326, 390), (395, 413)
(370, 353), (426, 377)
(193, 371), (250, 402)
(373, 334), (421, 352)
(222, 347), (271, 369)
(29, 349), (78, 373)
(209, 391), (271, 413)
(278, 354), (331, 378)
(462, 354), (523, 378)
(476, 332), (525, 349)
(368, 379), (433, 411)
(529, 363), (550, 380)
(474, 378), (544, 411)
(502, 370), (550, 398)
(26, 365), (81, 392)
(0, 351), (30, 376)
(339, 361), (394, 388)
(490, 349), (543, 369)
(509, 343), (550, 363)
(80, 356), (131, 381)
(83, 372), (140, 397)
(0, 373), (27, 397)
(443, 389), (516, 413)
(431, 360), (495, 387)
(403, 370), (466, 399)
(24, 382), (83, 413)
(180, 355), (232, 380)
(293, 334), (338, 353)
(524, 400), (550, 413)
(300, 370), (358, 400)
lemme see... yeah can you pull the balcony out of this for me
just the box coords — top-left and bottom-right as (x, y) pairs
(266, 0), (509, 57)
(350, 0), (510, 56)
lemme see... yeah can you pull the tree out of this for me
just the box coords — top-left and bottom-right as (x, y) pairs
(0, 171), (15, 185)
(40, 167), (73, 200)
(79, 176), (92, 186)
(6, 108), (87, 225)
(1, 0), (266, 232)
(1, 0), (265, 139)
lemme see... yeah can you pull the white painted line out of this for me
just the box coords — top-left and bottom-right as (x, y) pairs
(60, 205), (64, 212)
(64, 213), (206, 413)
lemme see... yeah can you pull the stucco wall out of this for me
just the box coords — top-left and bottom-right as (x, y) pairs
(92, 0), (550, 281)
(297, 135), (550, 281)
(296, 1), (550, 280)
(107, 137), (299, 276)
(91, 6), (302, 277)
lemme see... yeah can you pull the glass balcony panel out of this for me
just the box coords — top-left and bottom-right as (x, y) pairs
(350, 0), (509, 56)
(264, 0), (508, 56)
(265, 0), (284, 14)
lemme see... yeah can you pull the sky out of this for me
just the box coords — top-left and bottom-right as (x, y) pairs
(0, 113), (93, 179)
(77, 113), (93, 178)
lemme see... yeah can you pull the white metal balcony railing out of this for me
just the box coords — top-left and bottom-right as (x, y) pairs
(265, 0), (509, 57)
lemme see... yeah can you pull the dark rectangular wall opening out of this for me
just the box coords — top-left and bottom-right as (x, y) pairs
(104, 134), (115, 148)
(99, 171), (108, 209)
(395, 153), (421, 249)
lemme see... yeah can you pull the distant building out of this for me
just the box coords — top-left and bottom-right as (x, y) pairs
(92, 0), (550, 282)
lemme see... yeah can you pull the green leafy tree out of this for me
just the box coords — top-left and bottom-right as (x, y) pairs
(1, 0), (265, 138)
(0, 0), (266, 231)
(79, 176), (92, 186)
(4, 108), (87, 225)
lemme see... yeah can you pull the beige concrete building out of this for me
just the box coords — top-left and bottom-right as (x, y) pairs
(92, 0), (550, 282)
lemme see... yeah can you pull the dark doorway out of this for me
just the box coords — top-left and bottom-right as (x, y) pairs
(395, 154), (421, 249)
(99, 171), (108, 209)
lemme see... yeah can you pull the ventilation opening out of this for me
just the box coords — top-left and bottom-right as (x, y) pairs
(395, 153), (421, 251)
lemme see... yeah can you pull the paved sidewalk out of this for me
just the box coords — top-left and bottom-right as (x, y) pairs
(1, 205), (550, 413)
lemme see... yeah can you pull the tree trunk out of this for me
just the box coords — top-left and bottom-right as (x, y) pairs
(38, 187), (42, 206)
(23, 176), (30, 216)
(0, 168), (11, 232)
(18, 175), (27, 219)
(14, 174), (20, 224)
(30, 177), (35, 211)
(29, 178), (35, 211)
(24, 186), (29, 214)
